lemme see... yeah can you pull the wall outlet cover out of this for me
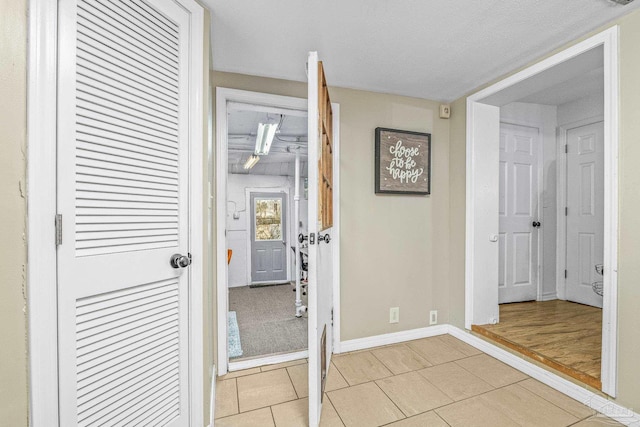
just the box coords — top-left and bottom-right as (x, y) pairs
(390, 307), (399, 323)
(429, 310), (438, 325)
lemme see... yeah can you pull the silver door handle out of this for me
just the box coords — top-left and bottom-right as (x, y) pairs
(318, 233), (331, 244)
(170, 253), (192, 268)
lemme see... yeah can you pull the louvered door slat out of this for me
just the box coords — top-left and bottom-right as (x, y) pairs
(78, 336), (177, 385)
(76, 185), (178, 201)
(79, 369), (178, 426)
(127, 0), (178, 37)
(77, 103), (178, 143)
(77, 91), (179, 134)
(77, 130), (178, 160)
(78, 16), (178, 79)
(78, 353), (179, 409)
(78, 322), (178, 375)
(77, 157), (178, 180)
(80, 0), (179, 69)
(77, 140), (178, 167)
(77, 65), (178, 117)
(94, 0), (179, 55)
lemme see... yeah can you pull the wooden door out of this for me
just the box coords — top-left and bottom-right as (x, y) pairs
(307, 51), (335, 427)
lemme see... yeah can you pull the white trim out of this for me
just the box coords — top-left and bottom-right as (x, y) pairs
(245, 187), (291, 285)
(338, 325), (449, 353)
(555, 115), (605, 302)
(185, 1), (205, 425)
(449, 327), (638, 426)
(229, 350), (309, 372)
(464, 97), (475, 331)
(331, 103), (342, 354)
(27, 0), (59, 423)
(465, 26), (619, 396)
(600, 27), (619, 397)
(216, 88), (323, 376)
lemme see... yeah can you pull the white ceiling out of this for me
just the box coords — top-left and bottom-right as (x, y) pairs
(205, 0), (639, 102)
(227, 108), (308, 176)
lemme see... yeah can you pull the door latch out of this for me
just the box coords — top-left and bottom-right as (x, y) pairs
(298, 232), (316, 245)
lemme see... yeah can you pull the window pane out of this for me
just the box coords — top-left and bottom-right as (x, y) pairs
(255, 199), (282, 240)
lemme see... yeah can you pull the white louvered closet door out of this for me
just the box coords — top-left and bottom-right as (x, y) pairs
(57, 0), (192, 425)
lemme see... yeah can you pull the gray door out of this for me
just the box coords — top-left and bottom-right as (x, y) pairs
(250, 192), (287, 283)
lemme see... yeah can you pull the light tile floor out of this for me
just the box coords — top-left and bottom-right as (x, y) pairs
(214, 335), (622, 427)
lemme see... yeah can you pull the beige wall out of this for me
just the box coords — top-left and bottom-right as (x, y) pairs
(210, 70), (452, 345)
(448, 8), (640, 410)
(0, 0), (29, 424)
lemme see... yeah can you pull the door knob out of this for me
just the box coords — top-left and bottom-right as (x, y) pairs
(318, 233), (331, 244)
(532, 221), (541, 228)
(298, 233), (308, 244)
(170, 253), (192, 268)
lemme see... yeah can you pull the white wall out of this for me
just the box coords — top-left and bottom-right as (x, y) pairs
(500, 102), (558, 300)
(226, 173), (308, 287)
(557, 93), (604, 127)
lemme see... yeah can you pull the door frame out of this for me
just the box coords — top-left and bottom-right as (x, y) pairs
(215, 88), (341, 375)
(246, 188), (291, 285)
(465, 27), (619, 396)
(498, 121), (544, 302)
(555, 116), (605, 301)
(27, 0), (205, 424)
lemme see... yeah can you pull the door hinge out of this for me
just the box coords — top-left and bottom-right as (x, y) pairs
(565, 144), (568, 154)
(310, 233), (316, 245)
(565, 207), (568, 216)
(331, 308), (334, 326)
(55, 214), (63, 246)
(565, 269), (567, 278)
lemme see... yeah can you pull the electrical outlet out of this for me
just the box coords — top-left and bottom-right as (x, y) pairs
(389, 307), (399, 323)
(429, 310), (438, 325)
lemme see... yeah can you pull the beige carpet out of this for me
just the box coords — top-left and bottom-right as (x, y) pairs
(229, 284), (308, 360)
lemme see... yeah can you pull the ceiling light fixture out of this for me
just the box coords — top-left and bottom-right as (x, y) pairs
(243, 154), (260, 170)
(254, 123), (278, 155)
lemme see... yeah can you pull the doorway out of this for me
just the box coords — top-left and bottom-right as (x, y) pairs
(223, 100), (309, 364)
(466, 28), (618, 396)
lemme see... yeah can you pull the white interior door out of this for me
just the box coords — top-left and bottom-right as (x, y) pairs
(498, 123), (540, 303)
(565, 121), (604, 308)
(467, 102), (500, 326)
(57, 0), (194, 424)
(307, 51), (335, 427)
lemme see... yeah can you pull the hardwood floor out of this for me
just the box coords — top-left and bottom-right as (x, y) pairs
(472, 300), (602, 390)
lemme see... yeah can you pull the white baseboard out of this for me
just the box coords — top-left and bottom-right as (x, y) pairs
(540, 292), (558, 301)
(228, 350), (308, 372)
(338, 324), (449, 353)
(447, 326), (640, 427)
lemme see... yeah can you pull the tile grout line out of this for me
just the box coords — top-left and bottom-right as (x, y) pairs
(269, 406), (276, 427)
(284, 366), (299, 400)
(234, 378), (239, 417)
(324, 389), (350, 427)
(372, 378), (410, 420)
(328, 361), (349, 390)
(515, 379), (596, 422)
(367, 347), (405, 377)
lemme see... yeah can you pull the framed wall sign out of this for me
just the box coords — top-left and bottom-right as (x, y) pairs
(375, 127), (431, 195)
